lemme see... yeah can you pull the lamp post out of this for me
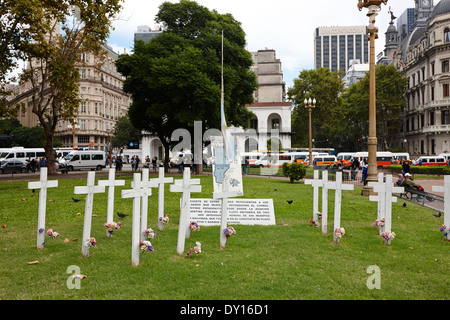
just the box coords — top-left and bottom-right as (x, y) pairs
(304, 97), (316, 168)
(107, 127), (114, 168)
(358, 0), (388, 196)
(67, 122), (80, 149)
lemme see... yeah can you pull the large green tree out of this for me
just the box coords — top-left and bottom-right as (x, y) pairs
(116, 0), (258, 171)
(341, 64), (408, 151)
(5, 0), (123, 174)
(287, 68), (345, 149)
(0, 0), (66, 109)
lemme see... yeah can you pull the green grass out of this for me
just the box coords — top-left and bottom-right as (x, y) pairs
(0, 174), (448, 300)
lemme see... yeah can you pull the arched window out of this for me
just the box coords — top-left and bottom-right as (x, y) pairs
(444, 28), (450, 43)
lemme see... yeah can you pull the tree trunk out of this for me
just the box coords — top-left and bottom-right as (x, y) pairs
(43, 128), (57, 175)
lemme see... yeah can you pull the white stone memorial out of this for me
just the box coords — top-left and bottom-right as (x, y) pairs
(170, 168), (202, 255)
(328, 171), (354, 243)
(150, 167), (173, 230)
(122, 173), (152, 266)
(368, 172), (386, 235)
(74, 172), (105, 257)
(135, 168), (154, 242)
(304, 170), (322, 224)
(369, 174), (403, 245)
(432, 175), (450, 241)
(98, 169), (125, 237)
(27, 167), (58, 250)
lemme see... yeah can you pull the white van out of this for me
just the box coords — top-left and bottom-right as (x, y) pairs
(241, 152), (264, 167)
(336, 152), (355, 168)
(438, 153), (450, 162)
(417, 156), (447, 166)
(64, 150), (106, 171)
(0, 147), (45, 162)
(170, 152), (193, 167)
(253, 153), (293, 168)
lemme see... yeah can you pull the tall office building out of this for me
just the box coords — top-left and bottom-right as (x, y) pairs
(397, 8), (415, 41)
(314, 26), (369, 74)
(134, 25), (162, 43)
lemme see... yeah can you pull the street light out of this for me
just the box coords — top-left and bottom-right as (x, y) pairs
(67, 122), (80, 149)
(304, 97), (316, 168)
(358, 0), (388, 196)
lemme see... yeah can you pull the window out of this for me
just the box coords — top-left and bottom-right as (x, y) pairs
(442, 110), (450, 124)
(80, 102), (86, 114)
(442, 60), (449, 73)
(78, 135), (90, 144)
(445, 28), (450, 43)
(430, 111), (435, 125)
(431, 62), (435, 75)
(81, 154), (90, 161)
(444, 83), (450, 97)
(92, 154), (103, 160)
(431, 86), (435, 101)
(271, 118), (280, 129)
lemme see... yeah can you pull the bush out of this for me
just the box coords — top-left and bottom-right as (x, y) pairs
(387, 165), (450, 175)
(282, 162), (306, 183)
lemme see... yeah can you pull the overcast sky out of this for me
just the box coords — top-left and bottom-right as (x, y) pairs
(108, 0), (439, 88)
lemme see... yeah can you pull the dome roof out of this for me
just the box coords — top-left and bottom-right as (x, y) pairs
(430, 0), (450, 20)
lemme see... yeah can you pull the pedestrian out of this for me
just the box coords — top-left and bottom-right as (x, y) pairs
(402, 160), (411, 177)
(152, 156), (157, 170)
(135, 156), (140, 170)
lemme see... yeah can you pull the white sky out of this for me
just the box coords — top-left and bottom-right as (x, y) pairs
(108, 0), (437, 88)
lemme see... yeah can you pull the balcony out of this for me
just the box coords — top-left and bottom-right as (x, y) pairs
(422, 124), (450, 134)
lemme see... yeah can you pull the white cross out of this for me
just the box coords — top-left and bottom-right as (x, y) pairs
(321, 170), (332, 235)
(370, 174), (403, 244)
(327, 171), (354, 242)
(134, 168), (154, 242)
(122, 173), (152, 266)
(74, 172), (105, 257)
(98, 168), (125, 237)
(432, 175), (450, 240)
(170, 168), (202, 255)
(27, 167), (58, 249)
(368, 172), (387, 235)
(150, 167), (173, 230)
(304, 170), (323, 223)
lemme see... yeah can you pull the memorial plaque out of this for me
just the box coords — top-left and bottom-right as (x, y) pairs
(189, 199), (275, 226)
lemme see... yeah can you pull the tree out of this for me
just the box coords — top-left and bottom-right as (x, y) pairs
(116, 0), (258, 172)
(11, 126), (45, 147)
(287, 68), (345, 149)
(6, 0), (123, 174)
(112, 115), (140, 149)
(0, 0), (66, 110)
(341, 64), (408, 151)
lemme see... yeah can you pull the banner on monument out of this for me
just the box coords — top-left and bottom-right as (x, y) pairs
(188, 198), (275, 226)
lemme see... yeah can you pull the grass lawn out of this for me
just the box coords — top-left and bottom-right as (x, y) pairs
(0, 173), (448, 300)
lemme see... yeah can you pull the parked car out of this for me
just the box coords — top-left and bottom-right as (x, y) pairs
(0, 159), (27, 174)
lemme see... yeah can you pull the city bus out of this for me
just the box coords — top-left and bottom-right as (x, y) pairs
(353, 151), (393, 168)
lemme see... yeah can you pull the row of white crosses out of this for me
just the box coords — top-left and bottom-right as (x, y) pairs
(305, 170), (354, 242)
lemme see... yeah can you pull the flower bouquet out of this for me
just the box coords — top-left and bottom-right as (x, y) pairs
(139, 240), (154, 253)
(159, 215), (169, 224)
(223, 226), (236, 238)
(144, 228), (156, 239)
(104, 222), (121, 236)
(309, 218), (320, 227)
(46, 228), (60, 239)
(334, 227), (345, 242)
(380, 231), (396, 244)
(186, 242), (201, 257)
(373, 218), (385, 228)
(439, 225), (448, 240)
(85, 237), (97, 248)
(189, 222), (200, 232)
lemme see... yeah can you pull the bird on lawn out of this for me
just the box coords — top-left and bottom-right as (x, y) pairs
(286, 200), (293, 204)
(433, 212), (442, 218)
(72, 197), (81, 202)
(117, 212), (129, 219)
(403, 202), (407, 207)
